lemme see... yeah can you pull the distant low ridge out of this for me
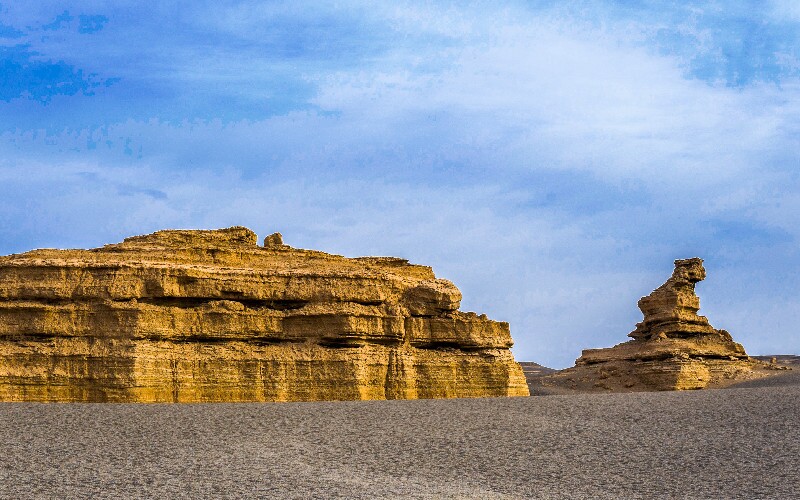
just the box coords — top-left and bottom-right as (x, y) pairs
(0, 226), (528, 402)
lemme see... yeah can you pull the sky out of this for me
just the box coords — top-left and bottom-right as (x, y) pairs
(1, 1), (799, 367)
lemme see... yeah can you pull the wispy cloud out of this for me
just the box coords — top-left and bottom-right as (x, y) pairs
(0, 1), (799, 366)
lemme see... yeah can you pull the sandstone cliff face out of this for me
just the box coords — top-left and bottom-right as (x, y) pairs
(540, 258), (762, 392)
(0, 227), (529, 402)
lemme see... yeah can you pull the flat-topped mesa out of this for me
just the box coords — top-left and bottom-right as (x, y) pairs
(538, 258), (761, 393)
(0, 226), (528, 402)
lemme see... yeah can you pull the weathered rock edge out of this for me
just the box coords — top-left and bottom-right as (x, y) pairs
(537, 258), (786, 393)
(0, 226), (529, 402)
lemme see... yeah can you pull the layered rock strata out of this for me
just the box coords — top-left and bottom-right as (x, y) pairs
(0, 227), (529, 402)
(540, 258), (763, 392)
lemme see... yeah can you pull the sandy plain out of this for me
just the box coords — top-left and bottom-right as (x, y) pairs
(1, 369), (798, 499)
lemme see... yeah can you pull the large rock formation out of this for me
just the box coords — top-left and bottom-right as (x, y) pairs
(539, 258), (766, 392)
(0, 227), (529, 402)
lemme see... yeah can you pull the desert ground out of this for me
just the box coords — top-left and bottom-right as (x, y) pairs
(1, 365), (798, 499)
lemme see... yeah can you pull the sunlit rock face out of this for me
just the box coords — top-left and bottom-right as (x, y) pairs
(541, 258), (759, 392)
(0, 227), (528, 402)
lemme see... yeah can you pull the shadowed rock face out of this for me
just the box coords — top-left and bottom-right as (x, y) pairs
(0, 227), (528, 402)
(539, 258), (763, 392)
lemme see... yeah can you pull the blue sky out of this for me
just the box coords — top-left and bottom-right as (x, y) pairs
(2, 1), (799, 367)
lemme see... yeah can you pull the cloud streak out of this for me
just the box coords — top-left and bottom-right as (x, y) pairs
(1, 1), (799, 366)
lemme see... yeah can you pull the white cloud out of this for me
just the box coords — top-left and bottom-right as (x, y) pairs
(2, 2), (800, 366)
(769, 0), (800, 22)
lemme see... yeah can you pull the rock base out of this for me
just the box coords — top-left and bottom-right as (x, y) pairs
(536, 358), (780, 394)
(0, 341), (527, 402)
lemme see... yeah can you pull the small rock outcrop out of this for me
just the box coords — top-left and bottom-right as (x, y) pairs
(540, 258), (768, 392)
(0, 226), (529, 402)
(263, 232), (284, 247)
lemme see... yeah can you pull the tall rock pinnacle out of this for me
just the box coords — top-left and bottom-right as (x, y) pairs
(538, 258), (763, 392)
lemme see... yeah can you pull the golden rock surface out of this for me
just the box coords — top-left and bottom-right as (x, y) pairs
(0, 226), (529, 402)
(539, 258), (777, 392)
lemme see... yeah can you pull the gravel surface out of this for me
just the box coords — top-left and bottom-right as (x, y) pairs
(2, 383), (798, 499)
(727, 369), (800, 389)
